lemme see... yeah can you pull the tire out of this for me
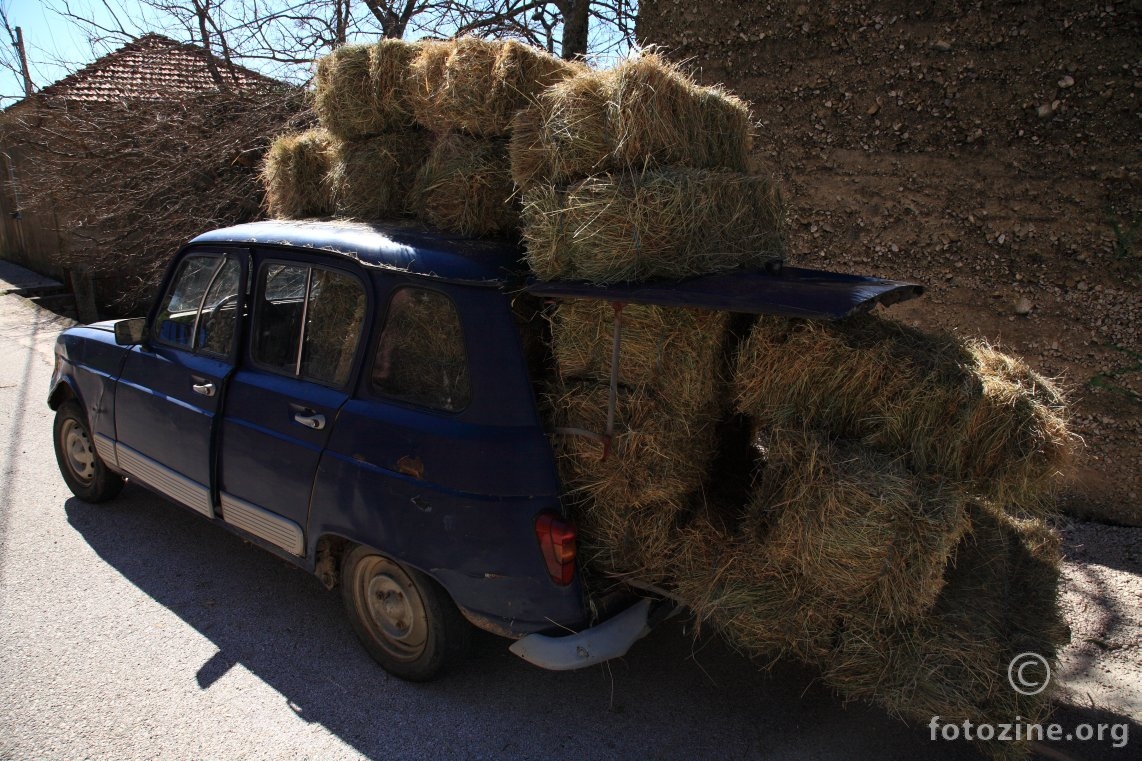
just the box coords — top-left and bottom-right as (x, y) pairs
(53, 399), (124, 503)
(341, 545), (470, 681)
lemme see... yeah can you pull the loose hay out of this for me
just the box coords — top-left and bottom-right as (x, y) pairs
(521, 168), (787, 281)
(328, 131), (430, 219)
(314, 41), (419, 139)
(407, 37), (579, 136)
(733, 314), (1076, 512)
(408, 132), (518, 237)
(262, 129), (334, 219)
(549, 300), (731, 413)
(509, 52), (753, 187)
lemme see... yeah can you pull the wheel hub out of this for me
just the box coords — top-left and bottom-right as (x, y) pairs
(62, 419), (96, 484)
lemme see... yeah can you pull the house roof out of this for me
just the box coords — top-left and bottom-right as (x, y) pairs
(27, 33), (283, 105)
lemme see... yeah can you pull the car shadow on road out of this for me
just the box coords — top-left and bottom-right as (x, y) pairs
(64, 487), (1131, 761)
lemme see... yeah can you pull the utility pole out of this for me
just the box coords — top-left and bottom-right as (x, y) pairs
(14, 26), (33, 97)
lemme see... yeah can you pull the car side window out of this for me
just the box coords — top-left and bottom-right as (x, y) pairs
(371, 287), (469, 412)
(252, 262), (366, 387)
(154, 254), (241, 356)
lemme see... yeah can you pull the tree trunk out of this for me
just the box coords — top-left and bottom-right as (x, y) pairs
(560, 0), (590, 60)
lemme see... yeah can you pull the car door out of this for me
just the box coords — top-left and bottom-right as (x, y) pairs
(114, 250), (245, 518)
(217, 254), (368, 557)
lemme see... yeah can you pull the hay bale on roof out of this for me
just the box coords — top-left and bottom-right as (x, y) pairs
(328, 131), (430, 219)
(733, 314), (1076, 513)
(408, 132), (518, 237)
(262, 129), (334, 219)
(549, 300), (731, 414)
(509, 71), (614, 186)
(509, 52), (753, 188)
(314, 41), (419, 139)
(521, 168), (786, 282)
(406, 37), (579, 136)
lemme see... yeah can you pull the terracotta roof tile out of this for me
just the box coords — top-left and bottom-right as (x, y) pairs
(32, 33), (283, 104)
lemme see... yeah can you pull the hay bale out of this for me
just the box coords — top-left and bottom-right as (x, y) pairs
(509, 71), (614, 187)
(262, 129), (334, 219)
(821, 502), (1068, 760)
(549, 381), (719, 510)
(328, 131), (431, 219)
(549, 300), (731, 414)
(406, 39), (453, 130)
(733, 314), (1076, 512)
(408, 132), (518, 237)
(407, 37), (579, 136)
(314, 41), (420, 139)
(745, 427), (970, 620)
(521, 168), (787, 281)
(509, 52), (752, 188)
(668, 518), (841, 663)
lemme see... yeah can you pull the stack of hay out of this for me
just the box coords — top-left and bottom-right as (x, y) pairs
(515, 53), (1075, 761)
(263, 37), (579, 236)
(260, 40), (1076, 759)
(519, 54), (787, 582)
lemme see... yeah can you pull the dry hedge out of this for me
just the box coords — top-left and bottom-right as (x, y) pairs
(734, 314), (1076, 513)
(407, 132), (518, 237)
(262, 129), (334, 219)
(328, 131), (430, 219)
(510, 52), (753, 187)
(521, 168), (787, 282)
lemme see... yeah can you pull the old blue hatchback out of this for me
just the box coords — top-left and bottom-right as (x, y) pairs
(49, 218), (920, 680)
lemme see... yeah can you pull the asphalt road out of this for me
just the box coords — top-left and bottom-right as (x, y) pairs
(0, 293), (1057, 760)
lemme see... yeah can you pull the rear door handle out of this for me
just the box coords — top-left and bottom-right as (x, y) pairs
(292, 411), (326, 430)
(191, 380), (216, 397)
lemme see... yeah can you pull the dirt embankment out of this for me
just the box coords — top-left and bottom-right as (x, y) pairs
(637, 0), (1142, 525)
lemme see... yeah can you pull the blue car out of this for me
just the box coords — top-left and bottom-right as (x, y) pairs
(48, 218), (920, 681)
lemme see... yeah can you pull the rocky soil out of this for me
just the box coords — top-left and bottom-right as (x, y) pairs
(637, 0), (1142, 525)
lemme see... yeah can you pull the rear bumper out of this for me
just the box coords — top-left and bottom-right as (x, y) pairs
(508, 597), (670, 670)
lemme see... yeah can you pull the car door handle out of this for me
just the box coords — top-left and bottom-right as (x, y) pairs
(191, 380), (216, 397)
(292, 411), (325, 430)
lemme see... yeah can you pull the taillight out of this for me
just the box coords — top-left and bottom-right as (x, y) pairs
(535, 512), (577, 586)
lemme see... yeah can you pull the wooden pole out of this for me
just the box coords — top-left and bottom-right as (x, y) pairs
(14, 26), (33, 97)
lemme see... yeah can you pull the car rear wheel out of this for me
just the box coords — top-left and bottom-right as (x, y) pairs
(341, 545), (469, 681)
(53, 399), (124, 503)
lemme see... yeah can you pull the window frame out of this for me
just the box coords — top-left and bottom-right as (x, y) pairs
(150, 249), (246, 360)
(367, 282), (472, 414)
(248, 256), (370, 390)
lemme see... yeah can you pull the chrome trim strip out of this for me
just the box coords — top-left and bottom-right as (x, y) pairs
(220, 493), (304, 556)
(115, 444), (214, 518)
(93, 433), (119, 470)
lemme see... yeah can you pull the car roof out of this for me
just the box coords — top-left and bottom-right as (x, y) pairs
(190, 218), (526, 285)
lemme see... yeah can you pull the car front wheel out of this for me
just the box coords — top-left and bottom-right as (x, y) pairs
(53, 399), (124, 503)
(341, 545), (469, 681)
